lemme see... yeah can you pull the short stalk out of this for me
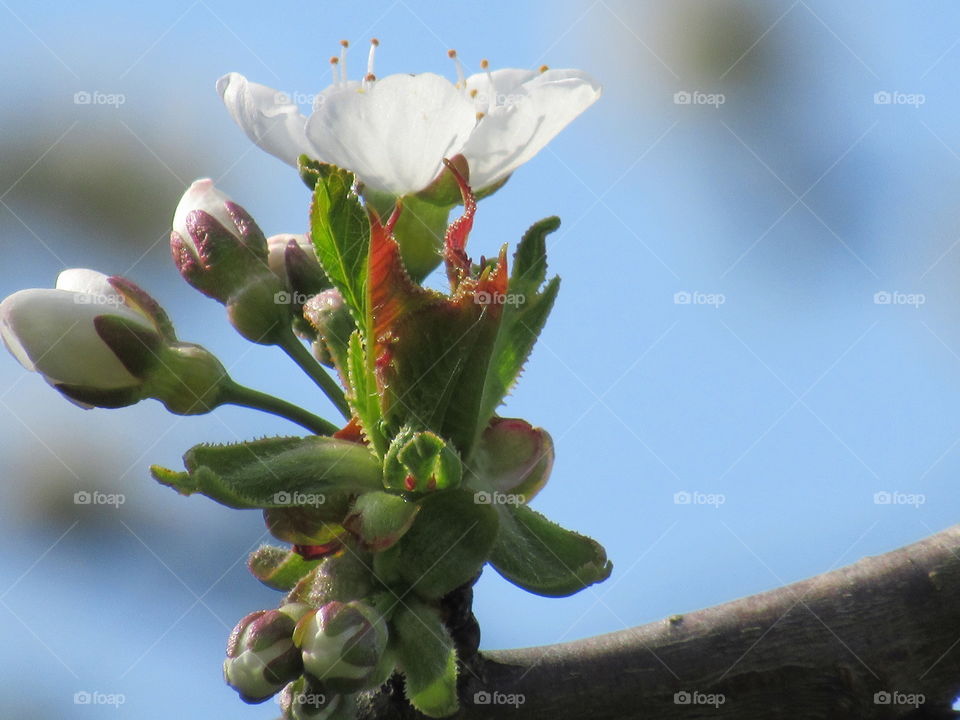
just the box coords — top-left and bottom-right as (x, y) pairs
(220, 380), (339, 435)
(277, 331), (351, 419)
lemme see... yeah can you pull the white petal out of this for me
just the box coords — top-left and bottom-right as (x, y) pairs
(56, 268), (118, 301)
(172, 178), (237, 253)
(217, 72), (312, 167)
(464, 68), (538, 112)
(0, 289), (143, 388)
(462, 69), (602, 190)
(305, 73), (476, 195)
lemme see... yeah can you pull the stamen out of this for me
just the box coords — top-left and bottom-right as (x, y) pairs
(448, 49), (465, 88)
(476, 111), (485, 121)
(367, 38), (379, 78)
(469, 88), (478, 99)
(329, 56), (340, 87)
(339, 40), (349, 85)
(480, 58), (494, 114)
(539, 64), (549, 73)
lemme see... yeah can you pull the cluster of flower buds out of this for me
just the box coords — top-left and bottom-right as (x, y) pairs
(225, 597), (391, 716)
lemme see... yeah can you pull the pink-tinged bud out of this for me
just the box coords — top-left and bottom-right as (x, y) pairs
(1, 269), (164, 408)
(472, 417), (554, 503)
(224, 606), (304, 703)
(293, 601), (388, 692)
(268, 234), (326, 294)
(170, 180), (294, 345)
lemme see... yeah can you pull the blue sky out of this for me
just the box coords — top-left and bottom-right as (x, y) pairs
(4, 1), (960, 716)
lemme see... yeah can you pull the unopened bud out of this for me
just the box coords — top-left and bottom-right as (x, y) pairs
(171, 179), (290, 344)
(224, 606), (304, 703)
(293, 601), (388, 692)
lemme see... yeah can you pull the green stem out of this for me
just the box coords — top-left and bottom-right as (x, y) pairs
(277, 331), (351, 419)
(220, 380), (339, 435)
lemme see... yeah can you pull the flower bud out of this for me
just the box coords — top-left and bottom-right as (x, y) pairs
(268, 234), (328, 299)
(171, 179), (290, 344)
(472, 417), (554, 503)
(1, 269), (244, 415)
(303, 289), (353, 373)
(224, 606), (305, 703)
(293, 601), (388, 692)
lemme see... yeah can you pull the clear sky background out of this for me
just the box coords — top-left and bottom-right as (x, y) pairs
(3, 1), (960, 717)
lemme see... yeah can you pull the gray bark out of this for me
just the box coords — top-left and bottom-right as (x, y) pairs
(360, 524), (960, 719)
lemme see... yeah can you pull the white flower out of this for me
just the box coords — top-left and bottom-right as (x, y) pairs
(217, 42), (601, 196)
(0, 269), (155, 391)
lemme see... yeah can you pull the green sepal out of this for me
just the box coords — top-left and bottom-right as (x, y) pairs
(150, 435), (382, 509)
(391, 599), (458, 718)
(309, 166), (370, 329)
(248, 545), (321, 591)
(345, 491), (419, 551)
(383, 427), (461, 493)
(379, 490), (498, 599)
(489, 504), (612, 597)
(389, 195), (451, 283)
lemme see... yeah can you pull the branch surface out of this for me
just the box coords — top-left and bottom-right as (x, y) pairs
(360, 524), (960, 719)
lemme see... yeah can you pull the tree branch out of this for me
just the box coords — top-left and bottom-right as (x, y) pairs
(360, 524), (960, 719)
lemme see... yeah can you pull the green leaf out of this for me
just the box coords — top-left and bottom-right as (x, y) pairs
(471, 218), (563, 453)
(489, 504), (612, 597)
(247, 544), (320, 591)
(150, 435), (382, 509)
(392, 599), (459, 718)
(512, 216), (558, 295)
(380, 489), (498, 599)
(310, 166), (370, 327)
(347, 330), (386, 456)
